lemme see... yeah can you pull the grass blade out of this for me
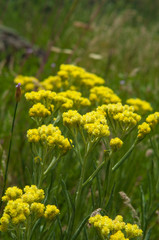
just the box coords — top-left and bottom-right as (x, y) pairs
(72, 215), (90, 240)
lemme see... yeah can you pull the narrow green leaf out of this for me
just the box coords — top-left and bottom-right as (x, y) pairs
(147, 203), (159, 222)
(66, 212), (75, 240)
(144, 227), (152, 240)
(61, 179), (75, 213)
(53, 196), (63, 240)
(148, 172), (152, 213)
(61, 179), (75, 240)
(105, 183), (115, 211)
(83, 227), (88, 240)
(25, 166), (32, 185)
(112, 142), (136, 171)
(72, 215), (90, 240)
(140, 186), (146, 232)
(91, 185), (95, 209)
(30, 219), (41, 240)
(44, 172), (54, 204)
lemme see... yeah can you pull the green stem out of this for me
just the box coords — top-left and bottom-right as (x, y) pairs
(82, 161), (105, 188)
(112, 140), (137, 171)
(79, 127), (86, 146)
(52, 112), (62, 126)
(106, 112), (117, 135)
(0, 102), (18, 210)
(75, 142), (90, 208)
(79, 139), (102, 189)
(149, 136), (159, 160)
(44, 155), (61, 176)
(26, 216), (32, 240)
(71, 128), (83, 166)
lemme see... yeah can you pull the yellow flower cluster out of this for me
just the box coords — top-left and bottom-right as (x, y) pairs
(89, 214), (142, 239)
(98, 103), (141, 130)
(21, 185), (45, 203)
(31, 202), (45, 217)
(14, 75), (39, 92)
(57, 64), (105, 89)
(0, 185), (59, 232)
(2, 186), (22, 201)
(25, 89), (90, 112)
(53, 95), (73, 110)
(98, 103), (134, 116)
(25, 90), (56, 104)
(44, 205), (60, 220)
(89, 86), (121, 105)
(82, 110), (106, 125)
(137, 122), (151, 140)
(58, 90), (91, 108)
(29, 103), (51, 118)
(15, 64), (105, 92)
(110, 230), (128, 240)
(137, 111), (159, 140)
(125, 223), (143, 238)
(110, 138), (123, 151)
(146, 112), (159, 129)
(27, 129), (40, 142)
(113, 110), (141, 127)
(1, 199), (30, 228)
(40, 76), (62, 91)
(27, 124), (71, 153)
(82, 110), (110, 138)
(126, 98), (152, 115)
(83, 121), (110, 138)
(63, 109), (110, 138)
(63, 110), (82, 127)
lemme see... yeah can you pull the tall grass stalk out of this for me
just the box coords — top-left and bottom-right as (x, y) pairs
(0, 86), (20, 211)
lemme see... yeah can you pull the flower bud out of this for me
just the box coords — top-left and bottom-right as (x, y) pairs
(15, 83), (22, 102)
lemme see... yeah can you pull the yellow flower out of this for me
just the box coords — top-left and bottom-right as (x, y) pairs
(125, 223), (143, 238)
(99, 103), (141, 134)
(89, 86), (121, 105)
(89, 213), (142, 239)
(146, 112), (159, 128)
(57, 64), (104, 90)
(63, 110), (82, 127)
(3, 199), (30, 225)
(84, 122), (110, 138)
(29, 103), (51, 118)
(58, 90), (91, 108)
(27, 124), (72, 153)
(31, 203), (45, 217)
(40, 76), (62, 90)
(54, 95), (73, 110)
(110, 138), (123, 151)
(137, 122), (151, 140)
(0, 214), (10, 232)
(22, 185), (45, 204)
(110, 230), (128, 240)
(25, 90), (56, 104)
(113, 110), (141, 127)
(126, 98), (152, 115)
(44, 205), (60, 220)
(34, 156), (42, 163)
(0, 185), (60, 233)
(81, 110), (110, 138)
(27, 129), (40, 142)
(2, 187), (22, 202)
(14, 75), (39, 92)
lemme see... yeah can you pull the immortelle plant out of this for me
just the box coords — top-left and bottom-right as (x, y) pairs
(0, 64), (159, 239)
